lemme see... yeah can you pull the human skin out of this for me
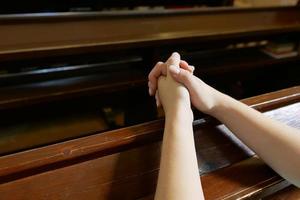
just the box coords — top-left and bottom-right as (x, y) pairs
(154, 53), (205, 200)
(149, 52), (300, 188)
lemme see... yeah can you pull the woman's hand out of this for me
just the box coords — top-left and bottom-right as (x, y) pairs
(148, 52), (223, 115)
(157, 69), (191, 116)
(153, 53), (205, 200)
(153, 53), (192, 117)
(148, 53), (194, 107)
(168, 63), (223, 115)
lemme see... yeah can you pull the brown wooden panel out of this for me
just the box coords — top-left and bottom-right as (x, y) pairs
(264, 185), (300, 199)
(0, 155), (284, 200)
(242, 86), (300, 111)
(202, 157), (290, 200)
(138, 156), (292, 200)
(0, 54), (299, 110)
(0, 71), (145, 109)
(0, 86), (299, 180)
(0, 149), (292, 200)
(0, 112), (108, 154)
(0, 87), (299, 199)
(0, 143), (161, 200)
(0, 7), (300, 60)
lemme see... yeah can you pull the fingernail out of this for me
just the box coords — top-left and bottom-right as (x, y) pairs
(169, 65), (180, 75)
(190, 65), (195, 72)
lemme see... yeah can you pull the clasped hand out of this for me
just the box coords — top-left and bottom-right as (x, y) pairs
(148, 52), (222, 116)
(150, 53), (191, 116)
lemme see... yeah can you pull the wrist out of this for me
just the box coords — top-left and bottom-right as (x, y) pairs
(165, 102), (193, 123)
(208, 91), (233, 118)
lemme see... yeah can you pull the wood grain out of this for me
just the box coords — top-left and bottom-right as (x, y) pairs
(0, 86), (298, 179)
(0, 7), (300, 61)
(264, 185), (300, 200)
(0, 87), (299, 199)
(0, 70), (146, 109)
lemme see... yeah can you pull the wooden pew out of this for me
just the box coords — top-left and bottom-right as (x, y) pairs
(0, 6), (299, 112)
(0, 86), (299, 199)
(1, 7), (300, 61)
(265, 185), (300, 199)
(0, 6), (300, 200)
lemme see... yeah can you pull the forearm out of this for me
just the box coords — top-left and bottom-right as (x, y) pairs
(211, 92), (300, 187)
(155, 105), (204, 200)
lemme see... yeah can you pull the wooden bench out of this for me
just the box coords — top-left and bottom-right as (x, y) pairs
(0, 86), (299, 199)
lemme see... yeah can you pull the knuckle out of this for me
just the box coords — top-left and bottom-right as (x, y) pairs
(180, 70), (191, 82)
(172, 52), (180, 57)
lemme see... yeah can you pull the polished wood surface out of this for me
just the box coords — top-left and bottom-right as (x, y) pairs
(0, 6), (299, 112)
(0, 86), (299, 199)
(0, 112), (109, 154)
(265, 185), (300, 199)
(0, 86), (299, 178)
(0, 69), (145, 109)
(0, 49), (299, 110)
(141, 157), (291, 200)
(0, 5), (299, 199)
(0, 7), (300, 61)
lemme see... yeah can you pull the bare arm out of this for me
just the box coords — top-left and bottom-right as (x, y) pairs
(149, 57), (300, 187)
(211, 92), (300, 187)
(154, 53), (205, 200)
(155, 101), (204, 200)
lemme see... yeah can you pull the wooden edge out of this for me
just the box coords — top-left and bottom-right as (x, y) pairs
(243, 86), (300, 111)
(202, 156), (290, 200)
(2, 28), (300, 62)
(137, 157), (291, 200)
(1, 6), (299, 21)
(264, 185), (300, 199)
(0, 76), (146, 110)
(0, 86), (299, 179)
(1, 7), (300, 61)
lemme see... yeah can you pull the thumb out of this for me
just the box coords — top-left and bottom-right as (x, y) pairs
(169, 64), (193, 86)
